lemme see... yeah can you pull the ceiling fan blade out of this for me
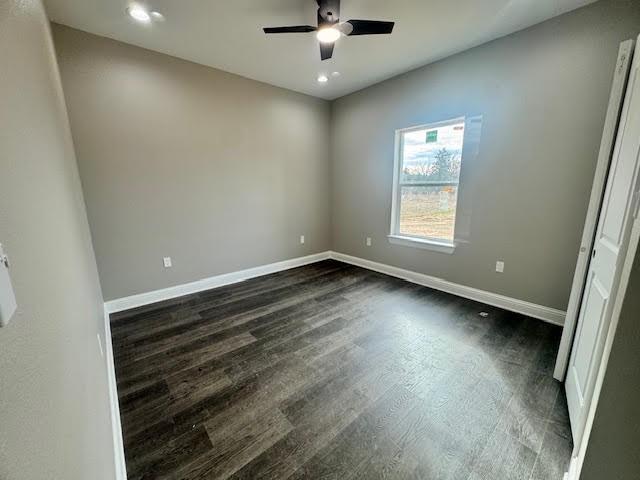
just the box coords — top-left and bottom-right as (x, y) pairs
(320, 42), (335, 61)
(263, 25), (317, 34)
(345, 20), (395, 35)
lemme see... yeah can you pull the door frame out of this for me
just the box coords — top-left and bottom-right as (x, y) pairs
(563, 33), (640, 479)
(554, 39), (635, 382)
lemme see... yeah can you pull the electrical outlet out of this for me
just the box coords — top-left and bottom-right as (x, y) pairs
(366, 237), (372, 247)
(300, 235), (305, 244)
(163, 257), (172, 268)
(496, 261), (505, 273)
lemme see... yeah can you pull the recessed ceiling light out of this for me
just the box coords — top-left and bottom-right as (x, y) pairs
(331, 71), (341, 77)
(317, 74), (329, 83)
(150, 11), (164, 21)
(316, 27), (341, 44)
(127, 5), (151, 23)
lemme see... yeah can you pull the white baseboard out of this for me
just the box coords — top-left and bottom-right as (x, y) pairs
(328, 251), (566, 326)
(105, 249), (566, 325)
(105, 251), (332, 314)
(103, 306), (127, 480)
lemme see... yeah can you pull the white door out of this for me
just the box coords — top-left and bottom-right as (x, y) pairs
(554, 40), (633, 382)
(565, 37), (640, 444)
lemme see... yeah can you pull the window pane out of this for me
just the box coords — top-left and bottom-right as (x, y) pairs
(400, 123), (464, 184)
(396, 120), (465, 243)
(399, 185), (458, 242)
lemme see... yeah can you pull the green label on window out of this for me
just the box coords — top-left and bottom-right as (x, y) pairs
(426, 130), (438, 143)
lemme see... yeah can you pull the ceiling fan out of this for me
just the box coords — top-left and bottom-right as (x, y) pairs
(263, 0), (395, 61)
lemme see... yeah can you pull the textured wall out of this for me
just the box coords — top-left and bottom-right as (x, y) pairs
(0, 1), (115, 478)
(330, 0), (640, 311)
(53, 24), (332, 301)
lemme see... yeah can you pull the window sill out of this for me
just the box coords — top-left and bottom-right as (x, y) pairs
(387, 235), (456, 254)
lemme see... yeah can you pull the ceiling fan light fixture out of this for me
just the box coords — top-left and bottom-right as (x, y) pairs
(263, 0), (395, 61)
(127, 5), (151, 23)
(316, 27), (341, 44)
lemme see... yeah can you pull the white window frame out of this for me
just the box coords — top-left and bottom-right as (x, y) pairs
(388, 117), (465, 254)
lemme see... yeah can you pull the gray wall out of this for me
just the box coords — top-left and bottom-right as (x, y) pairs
(581, 244), (640, 480)
(52, 24), (332, 301)
(0, 1), (115, 478)
(330, 0), (640, 311)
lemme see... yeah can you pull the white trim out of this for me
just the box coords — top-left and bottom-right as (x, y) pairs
(395, 117), (467, 135)
(105, 252), (331, 314)
(390, 129), (402, 235)
(328, 251), (566, 326)
(554, 39), (635, 382)
(387, 234), (456, 254)
(566, 35), (640, 474)
(564, 455), (580, 480)
(103, 306), (127, 480)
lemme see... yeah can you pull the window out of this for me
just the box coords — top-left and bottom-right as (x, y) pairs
(390, 118), (466, 253)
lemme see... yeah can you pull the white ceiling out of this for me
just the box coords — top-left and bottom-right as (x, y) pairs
(45, 0), (598, 100)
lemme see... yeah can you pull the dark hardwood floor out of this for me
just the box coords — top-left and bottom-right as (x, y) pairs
(111, 260), (573, 480)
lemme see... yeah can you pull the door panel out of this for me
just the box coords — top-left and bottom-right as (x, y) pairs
(571, 275), (607, 403)
(592, 238), (618, 290)
(601, 97), (640, 241)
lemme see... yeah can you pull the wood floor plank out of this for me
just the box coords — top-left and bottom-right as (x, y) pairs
(114, 268), (364, 365)
(172, 409), (293, 480)
(127, 425), (213, 480)
(528, 418), (573, 480)
(468, 427), (538, 480)
(291, 384), (421, 480)
(228, 367), (392, 480)
(111, 260), (571, 480)
(116, 331), (256, 394)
